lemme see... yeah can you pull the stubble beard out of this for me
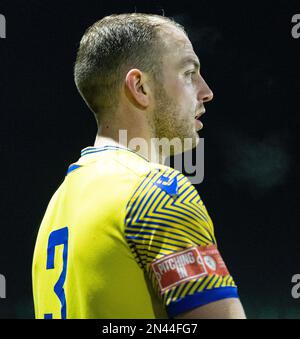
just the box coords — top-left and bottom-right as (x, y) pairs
(149, 84), (199, 158)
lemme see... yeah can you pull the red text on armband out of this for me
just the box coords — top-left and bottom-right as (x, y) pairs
(150, 244), (230, 293)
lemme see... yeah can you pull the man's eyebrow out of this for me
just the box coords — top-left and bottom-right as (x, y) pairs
(179, 57), (201, 70)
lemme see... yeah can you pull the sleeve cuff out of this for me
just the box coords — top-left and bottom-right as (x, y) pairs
(166, 286), (239, 318)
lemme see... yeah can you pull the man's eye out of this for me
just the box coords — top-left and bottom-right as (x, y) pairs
(185, 71), (196, 78)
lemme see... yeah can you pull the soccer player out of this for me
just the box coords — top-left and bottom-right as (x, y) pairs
(32, 13), (246, 319)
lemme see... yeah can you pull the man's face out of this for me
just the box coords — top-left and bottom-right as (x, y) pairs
(150, 24), (213, 154)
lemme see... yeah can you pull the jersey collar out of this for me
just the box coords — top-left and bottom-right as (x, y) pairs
(80, 145), (150, 162)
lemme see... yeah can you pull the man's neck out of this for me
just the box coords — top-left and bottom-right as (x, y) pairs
(93, 135), (124, 149)
(93, 134), (167, 165)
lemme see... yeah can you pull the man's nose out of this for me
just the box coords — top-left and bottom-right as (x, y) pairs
(198, 75), (214, 103)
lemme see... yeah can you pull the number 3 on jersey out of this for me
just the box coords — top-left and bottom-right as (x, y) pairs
(44, 227), (69, 319)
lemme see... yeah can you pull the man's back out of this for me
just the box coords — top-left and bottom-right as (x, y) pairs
(32, 145), (239, 319)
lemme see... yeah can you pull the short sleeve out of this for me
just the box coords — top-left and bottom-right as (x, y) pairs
(124, 167), (238, 318)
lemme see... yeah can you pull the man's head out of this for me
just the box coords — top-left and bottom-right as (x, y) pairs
(74, 13), (213, 154)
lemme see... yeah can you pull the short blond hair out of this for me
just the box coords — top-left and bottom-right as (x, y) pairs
(74, 13), (185, 122)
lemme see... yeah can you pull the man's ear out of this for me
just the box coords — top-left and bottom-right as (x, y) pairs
(124, 69), (151, 109)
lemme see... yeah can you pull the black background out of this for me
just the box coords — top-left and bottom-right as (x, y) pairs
(0, 0), (299, 318)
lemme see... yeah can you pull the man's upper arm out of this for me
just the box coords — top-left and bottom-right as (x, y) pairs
(125, 167), (241, 318)
(174, 298), (246, 319)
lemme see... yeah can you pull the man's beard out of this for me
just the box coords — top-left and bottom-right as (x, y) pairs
(148, 84), (199, 157)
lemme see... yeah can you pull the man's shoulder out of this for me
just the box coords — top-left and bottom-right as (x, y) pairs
(109, 149), (184, 187)
(78, 146), (178, 181)
(73, 147), (182, 202)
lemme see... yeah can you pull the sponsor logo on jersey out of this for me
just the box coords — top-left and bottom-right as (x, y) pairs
(154, 174), (178, 196)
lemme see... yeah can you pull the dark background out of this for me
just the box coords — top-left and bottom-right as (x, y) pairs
(0, 0), (299, 318)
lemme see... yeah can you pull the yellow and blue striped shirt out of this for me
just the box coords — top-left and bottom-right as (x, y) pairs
(32, 145), (238, 319)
